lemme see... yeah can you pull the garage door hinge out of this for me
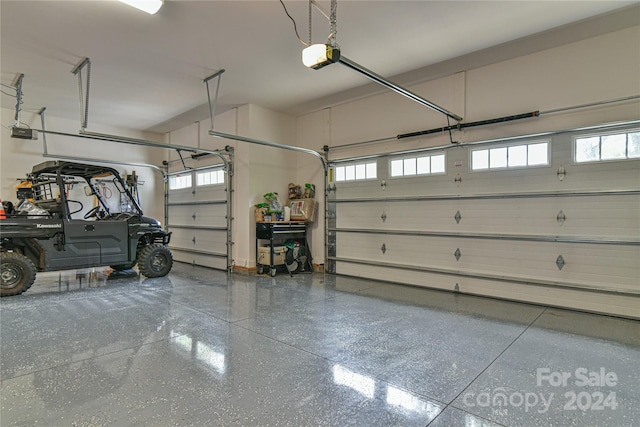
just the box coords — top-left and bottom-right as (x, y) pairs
(380, 180), (386, 190)
(192, 236), (196, 244)
(455, 174), (462, 187)
(556, 255), (565, 270)
(381, 243), (386, 254)
(455, 248), (461, 261)
(381, 211), (387, 222)
(192, 213), (196, 220)
(328, 184), (337, 194)
(454, 211), (462, 224)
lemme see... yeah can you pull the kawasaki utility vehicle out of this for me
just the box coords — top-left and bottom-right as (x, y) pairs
(1, 161), (172, 296)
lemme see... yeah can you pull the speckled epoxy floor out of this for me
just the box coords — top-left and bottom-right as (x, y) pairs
(1, 263), (638, 426)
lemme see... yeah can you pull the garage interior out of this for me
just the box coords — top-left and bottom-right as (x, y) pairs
(1, 1), (638, 426)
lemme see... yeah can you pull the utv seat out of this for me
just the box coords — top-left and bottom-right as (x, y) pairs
(34, 199), (64, 219)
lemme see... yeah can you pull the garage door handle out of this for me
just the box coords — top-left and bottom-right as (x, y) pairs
(557, 210), (566, 225)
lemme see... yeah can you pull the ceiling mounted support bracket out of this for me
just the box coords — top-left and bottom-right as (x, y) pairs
(176, 149), (190, 171)
(204, 69), (226, 130)
(71, 57), (92, 131)
(37, 107), (48, 155)
(11, 73), (25, 128)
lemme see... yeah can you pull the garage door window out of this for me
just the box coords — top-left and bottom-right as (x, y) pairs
(169, 174), (192, 190)
(390, 154), (445, 177)
(334, 162), (377, 182)
(471, 141), (548, 170)
(196, 169), (225, 186)
(574, 131), (640, 163)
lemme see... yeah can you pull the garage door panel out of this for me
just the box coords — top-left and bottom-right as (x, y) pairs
(172, 251), (227, 270)
(336, 201), (455, 231)
(335, 232), (457, 268)
(167, 166), (230, 270)
(334, 167), (639, 200)
(563, 162), (640, 192)
(460, 167), (559, 195)
(332, 181), (384, 200)
(336, 194), (639, 238)
(336, 261), (639, 319)
(193, 184), (227, 201)
(331, 123), (639, 318)
(336, 232), (638, 291)
(169, 228), (227, 254)
(168, 204), (227, 228)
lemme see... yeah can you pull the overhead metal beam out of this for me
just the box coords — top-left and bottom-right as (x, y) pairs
(30, 128), (232, 167)
(208, 130), (328, 172)
(42, 153), (166, 177)
(338, 56), (463, 122)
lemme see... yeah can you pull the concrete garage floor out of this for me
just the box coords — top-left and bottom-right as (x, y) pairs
(1, 263), (638, 426)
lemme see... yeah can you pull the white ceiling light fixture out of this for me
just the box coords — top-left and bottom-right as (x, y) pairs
(119, 0), (163, 15)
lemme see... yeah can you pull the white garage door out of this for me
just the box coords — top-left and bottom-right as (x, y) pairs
(327, 122), (640, 319)
(167, 166), (230, 271)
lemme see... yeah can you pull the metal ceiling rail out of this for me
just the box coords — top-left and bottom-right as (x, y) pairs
(208, 130), (328, 172)
(338, 56), (463, 122)
(30, 128), (231, 169)
(79, 130), (232, 164)
(41, 153), (166, 177)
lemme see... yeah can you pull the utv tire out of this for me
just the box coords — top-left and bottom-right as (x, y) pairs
(137, 244), (173, 278)
(1, 252), (36, 297)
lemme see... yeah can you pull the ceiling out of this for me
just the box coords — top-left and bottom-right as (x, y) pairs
(1, 1), (636, 134)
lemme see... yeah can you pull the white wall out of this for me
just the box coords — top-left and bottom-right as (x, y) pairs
(0, 108), (165, 221)
(295, 25), (640, 265)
